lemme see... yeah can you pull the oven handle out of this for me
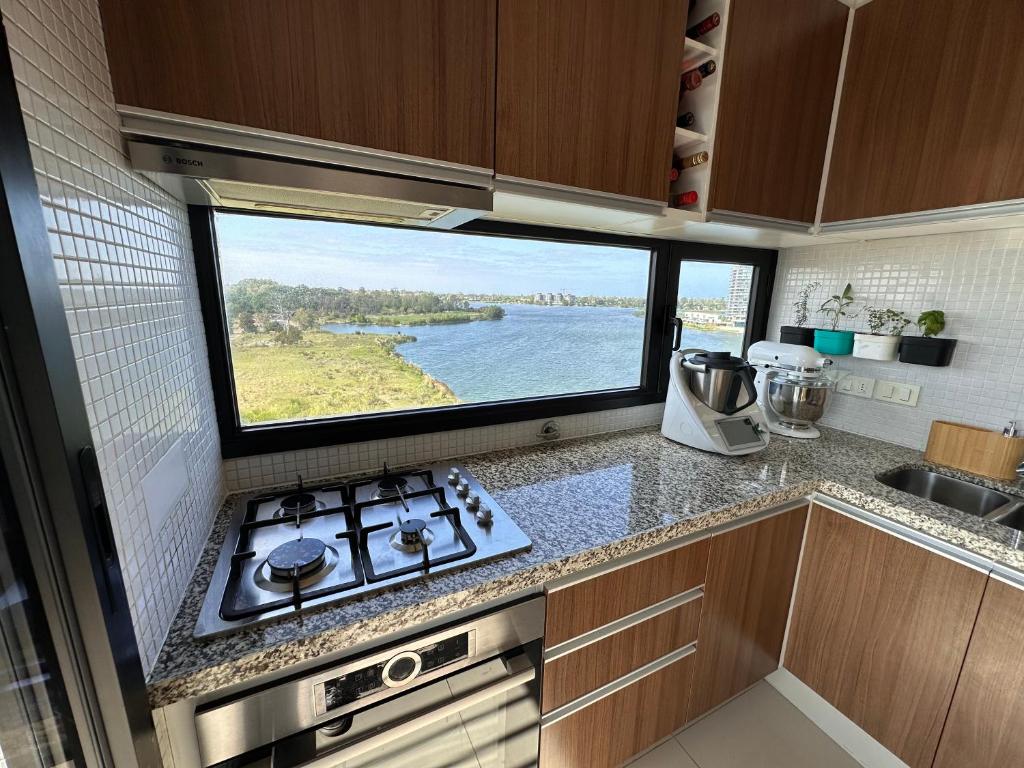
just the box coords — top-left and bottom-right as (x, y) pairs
(286, 656), (536, 768)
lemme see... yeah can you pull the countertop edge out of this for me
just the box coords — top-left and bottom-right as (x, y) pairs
(146, 475), (1024, 709)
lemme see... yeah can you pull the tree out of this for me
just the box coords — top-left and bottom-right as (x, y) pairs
(481, 305), (505, 320)
(273, 326), (303, 345)
(236, 310), (257, 333)
(292, 307), (317, 330)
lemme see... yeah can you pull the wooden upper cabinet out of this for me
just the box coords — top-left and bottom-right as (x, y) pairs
(785, 505), (988, 768)
(934, 577), (1024, 768)
(687, 505), (808, 721)
(96, 0), (496, 168)
(496, 0), (688, 201)
(710, 0), (848, 223)
(823, 0), (1024, 222)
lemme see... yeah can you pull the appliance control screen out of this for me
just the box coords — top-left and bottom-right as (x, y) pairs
(716, 416), (764, 449)
(320, 633), (470, 712)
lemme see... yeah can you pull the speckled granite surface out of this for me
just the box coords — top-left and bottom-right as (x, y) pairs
(147, 425), (1024, 709)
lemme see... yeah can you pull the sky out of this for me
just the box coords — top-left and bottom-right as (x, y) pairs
(214, 213), (734, 298)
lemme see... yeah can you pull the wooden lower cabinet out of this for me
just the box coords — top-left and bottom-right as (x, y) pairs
(540, 653), (694, 768)
(933, 577), (1024, 767)
(784, 505), (988, 768)
(687, 505), (808, 720)
(545, 539), (709, 647)
(542, 596), (701, 713)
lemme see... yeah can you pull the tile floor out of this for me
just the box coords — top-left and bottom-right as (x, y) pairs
(627, 682), (864, 768)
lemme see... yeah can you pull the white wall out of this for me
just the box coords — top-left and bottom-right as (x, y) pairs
(767, 228), (1024, 450)
(1, 0), (224, 672)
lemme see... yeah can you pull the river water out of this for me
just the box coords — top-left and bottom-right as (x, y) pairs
(322, 304), (742, 403)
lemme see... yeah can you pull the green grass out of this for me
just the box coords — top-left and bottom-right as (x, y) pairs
(230, 331), (458, 424)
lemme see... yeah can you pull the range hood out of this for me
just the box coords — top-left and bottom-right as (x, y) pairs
(119, 107), (493, 228)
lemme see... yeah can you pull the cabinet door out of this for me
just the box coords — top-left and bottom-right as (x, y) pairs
(540, 652), (693, 768)
(97, 0), (496, 168)
(545, 538), (709, 647)
(822, 0), (1024, 222)
(496, 0), (688, 201)
(933, 577), (1024, 767)
(784, 505), (987, 768)
(709, 0), (848, 223)
(687, 505), (808, 720)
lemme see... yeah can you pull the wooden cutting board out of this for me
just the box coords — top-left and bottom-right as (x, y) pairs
(924, 421), (1024, 481)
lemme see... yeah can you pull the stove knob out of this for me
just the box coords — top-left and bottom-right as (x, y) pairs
(466, 492), (480, 511)
(476, 504), (493, 525)
(456, 479), (470, 497)
(447, 468), (460, 485)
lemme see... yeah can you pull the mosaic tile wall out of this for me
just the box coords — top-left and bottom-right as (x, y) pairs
(223, 403), (666, 491)
(1, 0), (224, 672)
(767, 228), (1024, 450)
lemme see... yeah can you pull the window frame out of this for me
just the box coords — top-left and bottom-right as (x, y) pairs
(189, 207), (775, 458)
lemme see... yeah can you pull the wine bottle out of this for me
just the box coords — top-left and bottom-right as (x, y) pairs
(677, 111), (696, 129)
(670, 191), (699, 207)
(682, 60), (716, 82)
(673, 151), (709, 170)
(687, 12), (720, 39)
(680, 69), (702, 93)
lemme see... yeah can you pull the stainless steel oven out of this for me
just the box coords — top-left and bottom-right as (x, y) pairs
(194, 597), (544, 768)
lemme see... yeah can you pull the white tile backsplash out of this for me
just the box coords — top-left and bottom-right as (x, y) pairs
(1, 0), (224, 672)
(223, 403), (666, 492)
(767, 228), (1024, 450)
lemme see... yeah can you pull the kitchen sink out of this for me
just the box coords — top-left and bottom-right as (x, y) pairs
(876, 467), (1024, 518)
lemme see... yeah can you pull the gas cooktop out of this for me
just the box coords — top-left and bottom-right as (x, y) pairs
(194, 463), (532, 638)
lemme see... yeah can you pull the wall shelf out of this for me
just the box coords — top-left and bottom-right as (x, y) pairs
(674, 126), (708, 152)
(682, 37), (718, 69)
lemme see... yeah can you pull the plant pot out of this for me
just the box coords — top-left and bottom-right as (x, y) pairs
(853, 333), (900, 361)
(779, 326), (816, 346)
(898, 336), (957, 366)
(813, 329), (855, 356)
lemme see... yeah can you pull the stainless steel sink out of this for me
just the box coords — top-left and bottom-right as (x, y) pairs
(876, 467), (1024, 520)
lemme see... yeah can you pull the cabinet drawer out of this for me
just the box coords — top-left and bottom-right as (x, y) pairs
(545, 538), (710, 647)
(540, 651), (694, 768)
(543, 594), (702, 713)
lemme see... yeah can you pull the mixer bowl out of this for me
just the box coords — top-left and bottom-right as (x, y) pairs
(766, 377), (832, 426)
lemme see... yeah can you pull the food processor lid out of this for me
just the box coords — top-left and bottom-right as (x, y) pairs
(688, 351), (750, 370)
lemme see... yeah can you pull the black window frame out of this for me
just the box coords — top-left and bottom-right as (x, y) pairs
(189, 207), (776, 458)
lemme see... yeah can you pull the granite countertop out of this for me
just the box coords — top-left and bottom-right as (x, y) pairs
(147, 425), (1024, 709)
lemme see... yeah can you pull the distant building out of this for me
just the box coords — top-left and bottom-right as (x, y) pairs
(682, 310), (722, 325)
(726, 266), (752, 326)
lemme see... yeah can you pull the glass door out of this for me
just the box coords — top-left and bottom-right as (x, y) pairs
(0, 455), (81, 768)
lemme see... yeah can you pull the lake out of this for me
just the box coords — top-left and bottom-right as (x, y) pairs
(322, 304), (743, 403)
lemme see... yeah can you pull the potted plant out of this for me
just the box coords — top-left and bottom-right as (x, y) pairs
(853, 307), (910, 361)
(813, 283), (857, 355)
(780, 281), (820, 346)
(899, 310), (958, 366)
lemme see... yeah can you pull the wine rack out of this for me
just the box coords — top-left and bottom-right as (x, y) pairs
(666, 0), (731, 223)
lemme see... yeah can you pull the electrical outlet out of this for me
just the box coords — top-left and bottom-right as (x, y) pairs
(874, 380), (920, 407)
(837, 375), (875, 399)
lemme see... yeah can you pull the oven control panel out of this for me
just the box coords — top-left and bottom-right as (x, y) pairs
(315, 632), (472, 715)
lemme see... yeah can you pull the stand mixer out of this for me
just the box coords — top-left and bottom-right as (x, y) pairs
(747, 341), (835, 439)
(661, 320), (770, 456)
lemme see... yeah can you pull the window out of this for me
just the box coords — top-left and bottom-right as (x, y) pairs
(192, 212), (775, 457)
(676, 262), (755, 356)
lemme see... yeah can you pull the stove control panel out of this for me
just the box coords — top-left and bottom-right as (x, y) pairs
(315, 632), (472, 714)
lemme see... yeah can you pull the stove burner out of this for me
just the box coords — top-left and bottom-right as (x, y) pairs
(278, 492), (318, 517)
(390, 519), (435, 553)
(376, 474), (409, 498)
(267, 538), (327, 581)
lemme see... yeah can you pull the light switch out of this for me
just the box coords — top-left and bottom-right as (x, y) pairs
(873, 380), (920, 407)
